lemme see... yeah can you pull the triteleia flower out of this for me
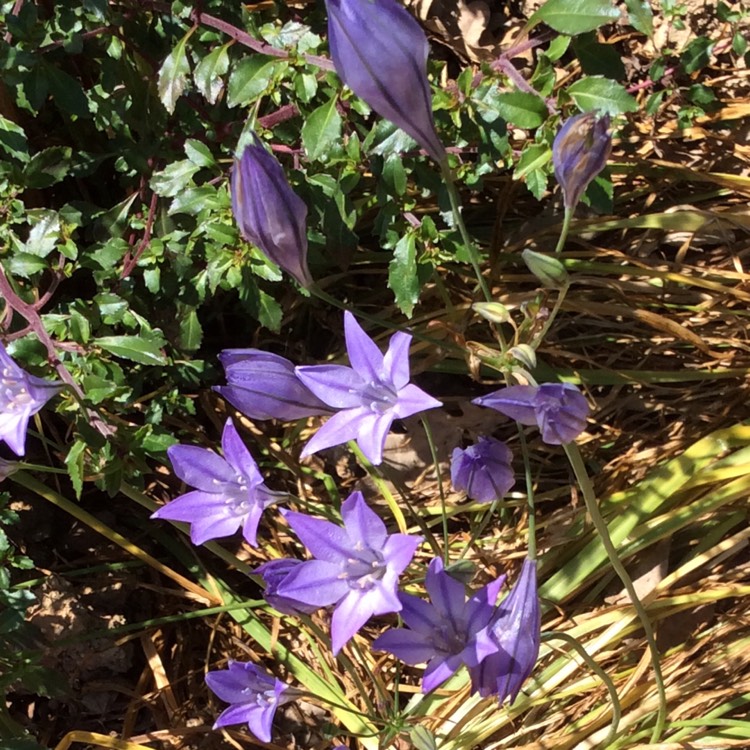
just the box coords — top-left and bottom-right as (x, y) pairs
(256, 558), (319, 615)
(296, 312), (441, 465)
(205, 661), (295, 743)
(277, 491), (422, 654)
(552, 112), (612, 211)
(0, 343), (62, 456)
(214, 349), (333, 421)
(471, 558), (540, 703)
(451, 437), (515, 503)
(152, 418), (285, 546)
(373, 557), (505, 693)
(325, 0), (446, 163)
(231, 135), (312, 287)
(473, 383), (589, 445)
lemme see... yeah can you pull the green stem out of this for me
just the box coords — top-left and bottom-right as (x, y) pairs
(458, 498), (500, 561)
(554, 208), (573, 255)
(541, 630), (622, 746)
(420, 416), (449, 564)
(518, 425), (537, 561)
(440, 162), (492, 303)
(564, 442), (667, 742)
(531, 279), (570, 352)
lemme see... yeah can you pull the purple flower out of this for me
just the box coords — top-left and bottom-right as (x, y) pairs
(552, 112), (612, 211)
(296, 312), (441, 465)
(152, 418), (285, 546)
(451, 437), (515, 504)
(214, 349), (333, 421)
(256, 559), (319, 615)
(277, 491), (422, 654)
(373, 557), (505, 693)
(231, 135), (312, 287)
(473, 383), (589, 445)
(325, 0), (446, 163)
(471, 558), (540, 703)
(0, 343), (61, 456)
(205, 660), (294, 743)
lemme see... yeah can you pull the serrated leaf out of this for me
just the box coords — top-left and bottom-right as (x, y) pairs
(168, 185), (225, 215)
(514, 143), (552, 179)
(388, 233), (419, 318)
(193, 43), (229, 104)
(567, 76), (638, 115)
(65, 440), (86, 499)
(530, 0), (620, 35)
(0, 115), (29, 162)
(96, 335), (168, 365)
(150, 159), (199, 197)
(302, 95), (342, 161)
(23, 146), (72, 189)
(177, 307), (203, 351)
(256, 290), (282, 332)
(491, 91), (549, 129)
(184, 138), (215, 167)
(158, 27), (195, 114)
(227, 56), (279, 107)
(25, 209), (60, 257)
(8, 252), (48, 277)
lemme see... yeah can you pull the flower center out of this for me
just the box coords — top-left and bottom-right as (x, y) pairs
(359, 380), (397, 414)
(224, 482), (252, 516)
(1, 369), (32, 413)
(434, 621), (468, 656)
(341, 548), (387, 591)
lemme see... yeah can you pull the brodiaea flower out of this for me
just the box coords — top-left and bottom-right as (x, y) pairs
(374, 557), (505, 693)
(325, 0), (446, 163)
(152, 418), (285, 546)
(0, 343), (61, 456)
(296, 312), (441, 465)
(552, 112), (612, 212)
(256, 558), (319, 615)
(451, 437), (515, 503)
(214, 349), (333, 421)
(473, 383), (589, 445)
(471, 558), (540, 703)
(231, 134), (312, 287)
(205, 661), (294, 743)
(276, 491), (421, 654)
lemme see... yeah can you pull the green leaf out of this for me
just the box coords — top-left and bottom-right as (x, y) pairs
(302, 95), (342, 161)
(256, 290), (282, 332)
(625, 0), (654, 36)
(184, 138), (215, 167)
(150, 159), (199, 197)
(227, 56), (279, 108)
(572, 32), (627, 79)
(490, 91), (549, 129)
(8, 252), (48, 277)
(567, 76), (638, 115)
(193, 43), (229, 104)
(388, 233), (419, 318)
(177, 307), (203, 351)
(65, 440), (86, 499)
(514, 143), (552, 179)
(681, 37), (714, 74)
(158, 27), (195, 114)
(96, 335), (168, 365)
(0, 115), (29, 162)
(23, 146), (72, 189)
(24, 209), (60, 257)
(169, 185), (226, 215)
(530, 0), (620, 35)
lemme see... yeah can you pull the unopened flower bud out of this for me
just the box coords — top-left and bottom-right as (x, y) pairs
(231, 135), (313, 287)
(552, 112), (612, 211)
(522, 249), (569, 288)
(325, 0), (446, 163)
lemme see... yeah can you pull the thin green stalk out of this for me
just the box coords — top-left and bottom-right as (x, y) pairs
(458, 498), (500, 561)
(420, 415), (449, 563)
(542, 630), (622, 746)
(564, 442), (667, 742)
(554, 208), (573, 255)
(531, 279), (570, 352)
(439, 163), (492, 303)
(518, 426), (537, 560)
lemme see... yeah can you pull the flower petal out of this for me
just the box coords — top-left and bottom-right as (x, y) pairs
(166, 444), (236, 492)
(283, 510), (355, 562)
(382, 330), (412, 390)
(299, 406), (370, 458)
(274, 559), (349, 606)
(372, 628), (436, 664)
(392, 383), (442, 419)
(344, 311), (385, 382)
(295, 364), (366, 409)
(220, 419), (263, 485)
(340, 491), (387, 550)
(355, 411), (393, 465)
(330, 588), (378, 654)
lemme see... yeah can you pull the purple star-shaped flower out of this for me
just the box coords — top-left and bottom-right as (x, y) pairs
(151, 418), (285, 546)
(276, 491), (422, 654)
(450, 436), (515, 504)
(0, 343), (62, 456)
(205, 660), (294, 743)
(473, 383), (589, 445)
(374, 557), (505, 693)
(296, 312), (441, 465)
(471, 558), (540, 703)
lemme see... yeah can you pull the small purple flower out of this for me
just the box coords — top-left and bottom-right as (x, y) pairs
(373, 557), (505, 693)
(214, 349), (333, 421)
(325, 0), (446, 163)
(473, 383), (589, 445)
(205, 660), (294, 743)
(277, 491), (422, 654)
(552, 112), (612, 211)
(152, 418), (285, 546)
(231, 135), (312, 287)
(471, 558), (540, 703)
(256, 559), (319, 615)
(296, 312), (441, 466)
(0, 343), (61, 456)
(451, 437), (515, 504)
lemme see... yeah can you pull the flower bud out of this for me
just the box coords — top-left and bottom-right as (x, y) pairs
(522, 249), (569, 288)
(325, 0), (446, 163)
(552, 112), (612, 211)
(450, 436), (515, 504)
(256, 559), (320, 616)
(214, 349), (333, 421)
(473, 301), (511, 324)
(231, 136), (312, 287)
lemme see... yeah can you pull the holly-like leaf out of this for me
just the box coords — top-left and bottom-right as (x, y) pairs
(302, 95), (342, 161)
(158, 27), (195, 114)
